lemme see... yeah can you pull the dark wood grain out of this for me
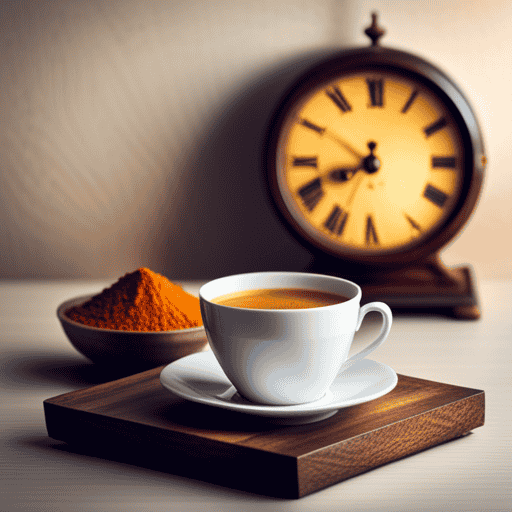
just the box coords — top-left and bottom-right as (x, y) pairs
(44, 366), (484, 498)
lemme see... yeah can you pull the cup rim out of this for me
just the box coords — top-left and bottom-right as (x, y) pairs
(199, 271), (362, 312)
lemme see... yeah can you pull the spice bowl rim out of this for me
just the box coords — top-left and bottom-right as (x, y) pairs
(57, 294), (208, 367)
(57, 294), (206, 335)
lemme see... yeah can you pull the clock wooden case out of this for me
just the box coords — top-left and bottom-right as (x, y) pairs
(265, 14), (486, 319)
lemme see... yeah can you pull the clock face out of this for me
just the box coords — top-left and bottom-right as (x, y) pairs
(271, 68), (468, 261)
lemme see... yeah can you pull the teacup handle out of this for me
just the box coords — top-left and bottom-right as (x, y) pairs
(346, 301), (392, 364)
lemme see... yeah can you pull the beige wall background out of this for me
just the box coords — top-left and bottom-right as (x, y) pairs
(0, 0), (510, 280)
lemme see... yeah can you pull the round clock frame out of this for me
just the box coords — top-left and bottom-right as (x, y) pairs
(264, 14), (486, 318)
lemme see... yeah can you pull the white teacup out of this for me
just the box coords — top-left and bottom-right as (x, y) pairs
(199, 272), (392, 406)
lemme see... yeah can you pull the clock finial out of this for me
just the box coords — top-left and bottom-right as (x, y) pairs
(365, 12), (386, 46)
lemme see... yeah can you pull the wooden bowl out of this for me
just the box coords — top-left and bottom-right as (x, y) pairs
(57, 295), (208, 369)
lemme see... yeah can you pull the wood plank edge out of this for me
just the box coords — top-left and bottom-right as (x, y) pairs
(297, 391), (485, 497)
(43, 400), (300, 499)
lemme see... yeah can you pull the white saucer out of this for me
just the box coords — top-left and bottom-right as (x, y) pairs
(160, 351), (397, 425)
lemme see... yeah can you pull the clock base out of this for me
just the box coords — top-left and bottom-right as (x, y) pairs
(305, 256), (480, 320)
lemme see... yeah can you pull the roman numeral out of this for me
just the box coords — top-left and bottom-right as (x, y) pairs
(367, 78), (384, 107)
(424, 117), (448, 137)
(292, 156), (318, 168)
(326, 87), (352, 113)
(365, 215), (379, 245)
(300, 119), (325, 134)
(432, 156), (456, 168)
(401, 89), (419, 113)
(324, 205), (348, 236)
(298, 178), (324, 211)
(423, 184), (448, 208)
(405, 214), (422, 232)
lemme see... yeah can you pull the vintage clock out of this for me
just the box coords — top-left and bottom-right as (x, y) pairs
(265, 14), (486, 319)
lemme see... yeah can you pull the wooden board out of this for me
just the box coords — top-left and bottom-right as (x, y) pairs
(44, 366), (485, 499)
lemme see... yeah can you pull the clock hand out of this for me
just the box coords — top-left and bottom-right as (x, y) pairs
(324, 142), (380, 182)
(322, 130), (366, 161)
(344, 142), (379, 206)
(346, 171), (366, 207)
(327, 167), (360, 182)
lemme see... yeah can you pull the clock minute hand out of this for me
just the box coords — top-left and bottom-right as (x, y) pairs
(322, 130), (365, 161)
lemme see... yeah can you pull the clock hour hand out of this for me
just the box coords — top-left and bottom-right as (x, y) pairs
(326, 142), (380, 182)
(327, 167), (360, 182)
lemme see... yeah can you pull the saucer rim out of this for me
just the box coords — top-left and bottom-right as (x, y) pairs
(160, 351), (397, 418)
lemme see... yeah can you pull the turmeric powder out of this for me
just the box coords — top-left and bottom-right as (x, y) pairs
(65, 268), (203, 331)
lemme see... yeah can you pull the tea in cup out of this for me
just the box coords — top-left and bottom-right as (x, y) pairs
(199, 272), (392, 406)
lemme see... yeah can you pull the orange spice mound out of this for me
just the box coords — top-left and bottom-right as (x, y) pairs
(65, 268), (203, 331)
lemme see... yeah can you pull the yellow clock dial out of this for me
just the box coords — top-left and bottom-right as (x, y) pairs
(274, 71), (464, 257)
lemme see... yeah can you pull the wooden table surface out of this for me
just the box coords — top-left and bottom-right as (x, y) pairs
(1, 279), (511, 511)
